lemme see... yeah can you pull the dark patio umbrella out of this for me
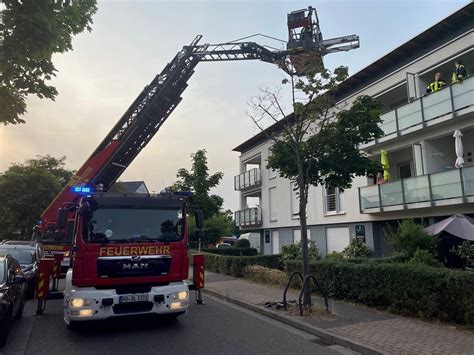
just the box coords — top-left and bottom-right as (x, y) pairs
(424, 214), (474, 241)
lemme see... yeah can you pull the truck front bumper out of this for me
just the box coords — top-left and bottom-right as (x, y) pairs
(63, 282), (189, 324)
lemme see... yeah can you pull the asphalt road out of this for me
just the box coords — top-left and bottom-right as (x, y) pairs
(3, 295), (348, 355)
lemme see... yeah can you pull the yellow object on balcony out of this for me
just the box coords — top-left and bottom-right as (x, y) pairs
(381, 149), (390, 182)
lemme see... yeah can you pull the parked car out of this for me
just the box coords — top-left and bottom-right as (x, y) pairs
(0, 245), (38, 299)
(0, 255), (26, 345)
(216, 243), (232, 249)
(2, 240), (44, 259)
(219, 236), (238, 246)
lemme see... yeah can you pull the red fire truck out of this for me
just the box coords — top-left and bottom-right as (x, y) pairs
(33, 7), (358, 327)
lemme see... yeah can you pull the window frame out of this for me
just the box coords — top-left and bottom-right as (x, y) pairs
(323, 187), (345, 215)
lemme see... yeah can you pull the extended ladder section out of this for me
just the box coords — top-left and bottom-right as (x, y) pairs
(41, 6), (360, 228)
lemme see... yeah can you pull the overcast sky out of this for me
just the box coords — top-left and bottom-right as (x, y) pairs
(0, 0), (467, 211)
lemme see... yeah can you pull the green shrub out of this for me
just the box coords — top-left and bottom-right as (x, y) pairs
(281, 240), (320, 263)
(243, 265), (288, 288)
(204, 253), (282, 277)
(408, 249), (442, 268)
(342, 238), (373, 258)
(285, 259), (474, 325)
(235, 238), (251, 248)
(325, 251), (344, 259)
(202, 247), (258, 256)
(388, 219), (437, 258)
(451, 241), (474, 268)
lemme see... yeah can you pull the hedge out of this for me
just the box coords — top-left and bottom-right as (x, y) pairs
(201, 247), (258, 256)
(285, 259), (474, 325)
(203, 253), (282, 277)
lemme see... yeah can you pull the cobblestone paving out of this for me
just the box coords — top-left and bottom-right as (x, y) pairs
(329, 318), (474, 355)
(203, 271), (474, 355)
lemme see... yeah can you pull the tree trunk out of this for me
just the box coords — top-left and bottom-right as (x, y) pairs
(297, 168), (311, 309)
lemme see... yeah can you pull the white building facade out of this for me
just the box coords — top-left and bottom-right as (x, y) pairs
(233, 3), (474, 256)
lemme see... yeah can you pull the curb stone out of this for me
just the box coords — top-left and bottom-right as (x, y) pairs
(202, 288), (384, 355)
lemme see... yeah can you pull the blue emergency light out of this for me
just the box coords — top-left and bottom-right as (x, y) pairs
(71, 185), (94, 194)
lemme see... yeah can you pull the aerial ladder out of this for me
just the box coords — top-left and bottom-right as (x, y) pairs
(40, 6), (359, 231)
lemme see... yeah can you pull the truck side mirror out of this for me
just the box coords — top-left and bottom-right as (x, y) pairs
(56, 208), (68, 229)
(195, 210), (204, 230)
(78, 202), (90, 216)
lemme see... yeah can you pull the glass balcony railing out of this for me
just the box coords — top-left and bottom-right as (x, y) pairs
(234, 207), (262, 227)
(359, 165), (474, 212)
(234, 168), (261, 191)
(377, 76), (474, 138)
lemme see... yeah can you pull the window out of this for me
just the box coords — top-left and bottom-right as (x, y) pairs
(324, 187), (344, 215)
(290, 183), (299, 216)
(293, 229), (310, 244)
(269, 187), (277, 222)
(268, 147), (277, 179)
(398, 162), (412, 179)
(326, 227), (350, 253)
(271, 230), (280, 254)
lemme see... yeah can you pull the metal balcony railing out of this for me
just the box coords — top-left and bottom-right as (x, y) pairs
(359, 165), (474, 212)
(234, 207), (262, 227)
(364, 76), (474, 146)
(234, 168), (261, 191)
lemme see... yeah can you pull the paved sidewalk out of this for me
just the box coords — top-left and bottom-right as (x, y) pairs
(201, 271), (474, 355)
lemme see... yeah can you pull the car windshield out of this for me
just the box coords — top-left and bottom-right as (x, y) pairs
(84, 207), (184, 243)
(0, 249), (34, 265)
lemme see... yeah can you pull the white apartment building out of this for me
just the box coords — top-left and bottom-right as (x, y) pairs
(233, 3), (474, 256)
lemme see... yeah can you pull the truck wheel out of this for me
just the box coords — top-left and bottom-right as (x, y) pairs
(166, 311), (186, 320)
(67, 320), (79, 331)
(14, 301), (24, 320)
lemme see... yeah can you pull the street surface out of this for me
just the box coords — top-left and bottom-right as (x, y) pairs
(3, 295), (348, 355)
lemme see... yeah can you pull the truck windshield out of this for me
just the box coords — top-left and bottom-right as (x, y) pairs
(84, 208), (184, 243)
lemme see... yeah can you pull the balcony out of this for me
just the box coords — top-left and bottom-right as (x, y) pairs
(234, 207), (262, 227)
(359, 165), (474, 213)
(234, 168), (261, 191)
(362, 76), (474, 148)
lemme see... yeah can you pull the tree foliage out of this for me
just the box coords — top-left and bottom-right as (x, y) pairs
(187, 210), (234, 246)
(0, 155), (74, 239)
(0, 0), (98, 124)
(169, 149), (224, 219)
(249, 66), (383, 306)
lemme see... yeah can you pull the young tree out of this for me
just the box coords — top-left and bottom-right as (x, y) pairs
(169, 149), (224, 219)
(0, 155), (74, 239)
(249, 66), (383, 307)
(0, 0), (98, 125)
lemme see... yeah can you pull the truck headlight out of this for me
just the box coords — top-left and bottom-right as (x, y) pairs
(64, 251), (70, 258)
(70, 298), (91, 308)
(170, 301), (188, 310)
(173, 291), (188, 300)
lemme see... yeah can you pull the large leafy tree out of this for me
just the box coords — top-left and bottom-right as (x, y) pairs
(187, 210), (234, 246)
(0, 155), (74, 239)
(170, 149), (224, 219)
(249, 66), (383, 307)
(0, 0), (97, 124)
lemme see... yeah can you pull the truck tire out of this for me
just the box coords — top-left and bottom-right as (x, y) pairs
(166, 311), (186, 320)
(67, 320), (80, 331)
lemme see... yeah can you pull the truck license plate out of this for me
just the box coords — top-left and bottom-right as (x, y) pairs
(119, 294), (148, 303)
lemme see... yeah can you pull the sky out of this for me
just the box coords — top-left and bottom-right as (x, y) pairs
(0, 0), (468, 211)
